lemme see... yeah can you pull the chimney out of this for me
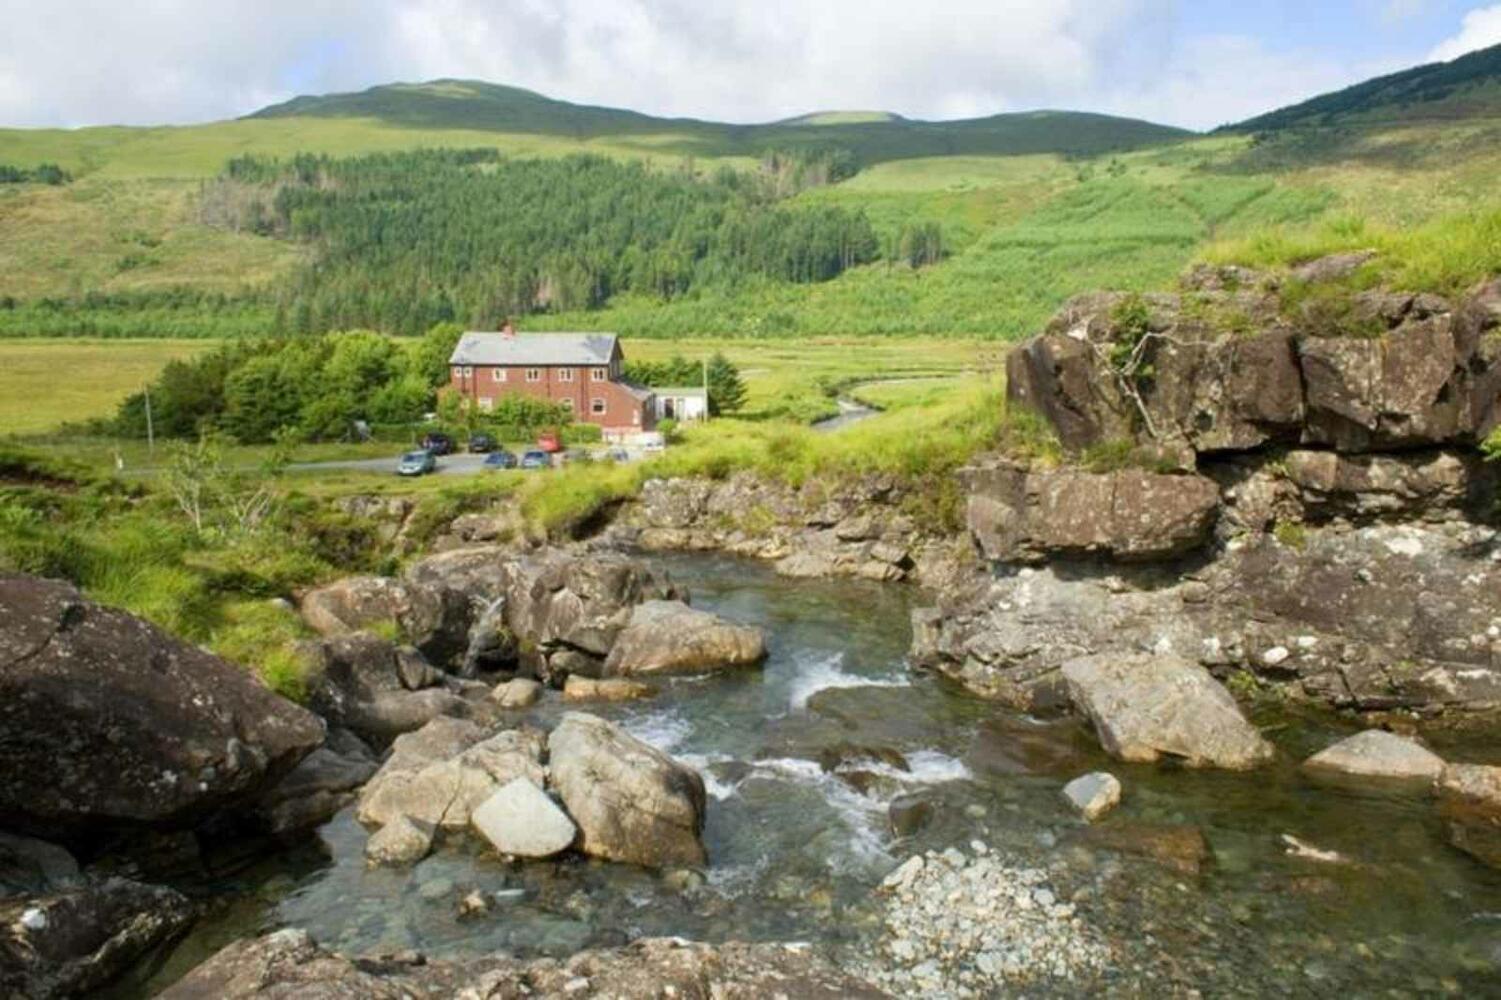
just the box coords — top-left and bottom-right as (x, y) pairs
(501, 319), (516, 339)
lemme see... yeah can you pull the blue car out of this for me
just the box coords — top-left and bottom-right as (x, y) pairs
(520, 450), (550, 470)
(483, 449), (518, 470)
(397, 450), (437, 476)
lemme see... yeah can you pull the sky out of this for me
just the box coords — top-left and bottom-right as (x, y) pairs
(1, 1), (1500, 131)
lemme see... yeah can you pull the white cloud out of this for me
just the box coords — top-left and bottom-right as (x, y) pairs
(1429, 3), (1501, 61)
(0, 0), (1441, 132)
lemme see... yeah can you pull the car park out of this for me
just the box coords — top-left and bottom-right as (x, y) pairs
(520, 450), (551, 470)
(483, 449), (518, 469)
(468, 432), (496, 453)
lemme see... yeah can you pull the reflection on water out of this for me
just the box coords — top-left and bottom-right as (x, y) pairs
(133, 552), (1501, 995)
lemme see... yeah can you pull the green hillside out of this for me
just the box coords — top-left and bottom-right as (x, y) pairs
(0, 53), (1498, 343)
(1229, 41), (1501, 132)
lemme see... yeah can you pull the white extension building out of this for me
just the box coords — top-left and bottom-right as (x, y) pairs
(653, 386), (708, 422)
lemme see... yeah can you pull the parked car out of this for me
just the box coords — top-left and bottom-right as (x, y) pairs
(468, 432), (496, 453)
(520, 450), (551, 470)
(419, 432), (454, 456)
(482, 449), (518, 470)
(536, 430), (562, 453)
(397, 450), (437, 476)
(606, 447), (631, 463)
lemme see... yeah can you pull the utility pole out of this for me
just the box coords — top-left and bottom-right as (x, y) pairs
(144, 385), (155, 456)
(702, 357), (709, 422)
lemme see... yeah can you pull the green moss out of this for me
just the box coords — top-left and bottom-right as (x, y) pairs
(1273, 520), (1309, 550)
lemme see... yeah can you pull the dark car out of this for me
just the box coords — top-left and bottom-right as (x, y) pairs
(397, 450), (437, 476)
(419, 432), (455, 456)
(520, 450), (550, 470)
(468, 432), (496, 453)
(483, 449), (518, 470)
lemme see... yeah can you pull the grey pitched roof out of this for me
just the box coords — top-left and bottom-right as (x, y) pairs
(449, 332), (619, 367)
(655, 386), (707, 397)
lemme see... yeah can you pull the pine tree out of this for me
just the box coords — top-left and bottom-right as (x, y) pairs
(705, 352), (746, 416)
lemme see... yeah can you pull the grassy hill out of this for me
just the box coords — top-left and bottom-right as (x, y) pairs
(0, 53), (1498, 343)
(1228, 42), (1501, 132)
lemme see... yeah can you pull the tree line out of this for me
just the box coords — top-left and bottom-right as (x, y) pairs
(112, 323), (749, 444)
(197, 149), (884, 336)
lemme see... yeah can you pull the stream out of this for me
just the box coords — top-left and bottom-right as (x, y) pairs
(128, 553), (1501, 995)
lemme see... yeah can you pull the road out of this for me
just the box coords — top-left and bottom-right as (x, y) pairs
(287, 452), (496, 477)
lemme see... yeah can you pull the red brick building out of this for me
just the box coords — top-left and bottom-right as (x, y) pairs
(447, 327), (654, 438)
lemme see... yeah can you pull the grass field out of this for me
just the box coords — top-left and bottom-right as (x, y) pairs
(0, 338), (215, 435)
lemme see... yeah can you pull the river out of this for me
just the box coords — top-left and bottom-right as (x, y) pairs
(125, 552), (1501, 995)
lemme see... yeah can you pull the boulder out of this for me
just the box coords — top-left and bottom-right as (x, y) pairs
(1291, 250), (1377, 284)
(1436, 763), (1501, 869)
(491, 677), (544, 709)
(0, 877), (195, 999)
(963, 462), (1221, 564)
(503, 551), (680, 680)
(364, 815), (434, 867)
(563, 675), (656, 702)
(252, 730), (379, 836)
(1302, 730), (1445, 783)
(299, 575), (470, 665)
(1062, 772), (1122, 822)
(470, 778), (577, 859)
(547, 713), (708, 868)
(887, 794), (935, 837)
(356, 720), (546, 834)
(1061, 653), (1274, 770)
(604, 600), (767, 677)
(0, 574), (324, 842)
(304, 635), (465, 745)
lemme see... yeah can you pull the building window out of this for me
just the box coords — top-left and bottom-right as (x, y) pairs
(591, 367), (608, 381)
(462, 366), (473, 377)
(452, 366), (462, 379)
(492, 368), (506, 383)
(559, 368), (574, 382)
(591, 398), (607, 415)
(526, 368), (541, 383)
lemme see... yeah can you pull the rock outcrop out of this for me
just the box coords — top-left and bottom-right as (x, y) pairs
(963, 461), (1220, 563)
(250, 729), (379, 836)
(159, 929), (883, 1000)
(1006, 273), (1501, 461)
(1061, 654), (1274, 769)
(547, 713), (708, 868)
(303, 634), (468, 745)
(603, 599), (767, 676)
(0, 574), (324, 843)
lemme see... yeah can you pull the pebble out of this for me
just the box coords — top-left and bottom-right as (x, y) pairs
(19, 907), (47, 932)
(863, 849), (1111, 997)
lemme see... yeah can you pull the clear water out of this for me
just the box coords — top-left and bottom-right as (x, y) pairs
(129, 553), (1501, 995)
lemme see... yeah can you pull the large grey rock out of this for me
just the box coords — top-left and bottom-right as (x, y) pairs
(491, 677), (544, 708)
(0, 833), (80, 898)
(357, 722), (546, 834)
(470, 778), (577, 859)
(0, 574), (324, 842)
(604, 600), (767, 677)
(0, 877), (194, 999)
(1061, 653), (1273, 770)
(963, 462), (1220, 563)
(563, 675), (656, 702)
(1302, 730), (1445, 782)
(547, 713), (707, 868)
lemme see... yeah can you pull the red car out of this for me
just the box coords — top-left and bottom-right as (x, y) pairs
(536, 430), (562, 453)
